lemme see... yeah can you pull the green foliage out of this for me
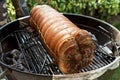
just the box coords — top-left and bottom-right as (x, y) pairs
(97, 0), (120, 20)
(34, 0), (120, 20)
(6, 0), (120, 21)
(6, 0), (15, 20)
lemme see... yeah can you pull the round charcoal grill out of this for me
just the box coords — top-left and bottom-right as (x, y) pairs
(0, 14), (120, 80)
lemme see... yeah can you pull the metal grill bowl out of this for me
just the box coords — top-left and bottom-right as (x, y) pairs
(0, 14), (120, 80)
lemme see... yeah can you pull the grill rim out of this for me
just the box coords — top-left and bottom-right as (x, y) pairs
(0, 14), (120, 78)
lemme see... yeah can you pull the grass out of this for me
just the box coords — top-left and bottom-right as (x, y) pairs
(111, 66), (120, 80)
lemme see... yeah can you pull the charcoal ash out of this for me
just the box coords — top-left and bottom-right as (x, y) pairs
(1, 49), (29, 72)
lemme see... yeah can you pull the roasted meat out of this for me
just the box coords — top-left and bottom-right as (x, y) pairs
(30, 5), (96, 73)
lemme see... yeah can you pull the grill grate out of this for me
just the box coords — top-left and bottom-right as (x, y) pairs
(14, 28), (62, 75)
(0, 26), (115, 75)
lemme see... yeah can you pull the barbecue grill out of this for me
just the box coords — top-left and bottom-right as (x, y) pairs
(0, 14), (120, 80)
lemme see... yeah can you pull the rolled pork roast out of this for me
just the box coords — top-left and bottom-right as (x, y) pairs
(30, 5), (96, 74)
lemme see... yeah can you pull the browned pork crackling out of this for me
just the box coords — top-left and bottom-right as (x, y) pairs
(30, 5), (96, 74)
